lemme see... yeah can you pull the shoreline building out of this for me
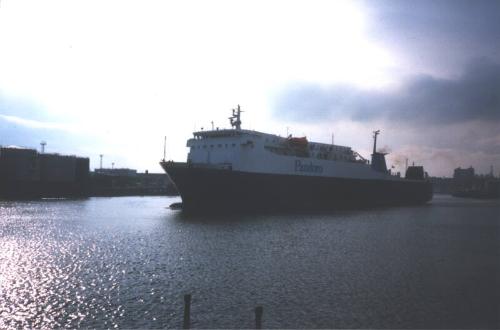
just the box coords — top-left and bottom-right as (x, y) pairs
(0, 146), (89, 198)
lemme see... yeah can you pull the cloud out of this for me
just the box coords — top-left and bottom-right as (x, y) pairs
(0, 93), (50, 121)
(0, 115), (65, 149)
(0, 95), (96, 160)
(0, 94), (89, 140)
(0, 113), (115, 170)
(0, 95), (167, 171)
(273, 58), (500, 125)
(0, 114), (77, 132)
(362, 0), (500, 75)
(272, 58), (500, 177)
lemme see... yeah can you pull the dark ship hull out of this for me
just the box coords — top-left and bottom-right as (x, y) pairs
(161, 162), (433, 213)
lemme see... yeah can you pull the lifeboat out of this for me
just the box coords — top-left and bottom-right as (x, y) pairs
(287, 136), (308, 147)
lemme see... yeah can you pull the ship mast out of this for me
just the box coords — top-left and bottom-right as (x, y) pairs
(229, 105), (242, 130)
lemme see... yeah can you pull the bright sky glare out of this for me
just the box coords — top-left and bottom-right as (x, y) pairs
(1, 0), (498, 176)
(0, 0), (396, 169)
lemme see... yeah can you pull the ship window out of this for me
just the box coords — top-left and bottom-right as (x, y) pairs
(232, 143), (236, 147)
(218, 144), (222, 147)
(225, 144), (228, 148)
(210, 145), (214, 148)
(203, 145), (207, 149)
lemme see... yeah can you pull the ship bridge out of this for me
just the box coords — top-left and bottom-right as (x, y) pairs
(192, 129), (260, 139)
(185, 106), (369, 171)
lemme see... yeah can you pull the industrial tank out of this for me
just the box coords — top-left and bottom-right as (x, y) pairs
(0, 147), (89, 199)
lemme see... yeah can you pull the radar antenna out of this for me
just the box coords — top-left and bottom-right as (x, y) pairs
(40, 141), (46, 153)
(229, 104), (243, 130)
(372, 130), (380, 154)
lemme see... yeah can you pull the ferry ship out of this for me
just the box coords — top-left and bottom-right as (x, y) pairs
(160, 106), (432, 212)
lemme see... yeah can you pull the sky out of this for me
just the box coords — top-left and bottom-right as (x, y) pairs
(0, 0), (499, 177)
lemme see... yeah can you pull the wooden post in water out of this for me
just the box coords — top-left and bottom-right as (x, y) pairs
(255, 306), (263, 329)
(183, 294), (191, 329)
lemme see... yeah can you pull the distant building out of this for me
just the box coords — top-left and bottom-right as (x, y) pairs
(453, 167), (476, 192)
(94, 168), (137, 176)
(0, 147), (39, 182)
(453, 167), (475, 179)
(451, 166), (500, 198)
(0, 146), (89, 198)
(429, 176), (454, 194)
(90, 168), (178, 196)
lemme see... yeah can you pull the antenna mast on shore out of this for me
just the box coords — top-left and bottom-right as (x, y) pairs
(40, 141), (46, 154)
(99, 154), (103, 169)
(163, 136), (167, 161)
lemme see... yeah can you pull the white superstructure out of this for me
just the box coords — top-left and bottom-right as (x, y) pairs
(186, 106), (399, 181)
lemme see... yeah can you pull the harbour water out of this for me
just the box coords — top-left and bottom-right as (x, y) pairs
(0, 195), (498, 328)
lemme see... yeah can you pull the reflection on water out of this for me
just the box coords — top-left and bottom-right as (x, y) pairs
(0, 201), (125, 328)
(0, 196), (499, 328)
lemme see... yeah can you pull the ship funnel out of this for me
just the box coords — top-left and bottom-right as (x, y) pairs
(372, 130), (380, 154)
(371, 130), (388, 173)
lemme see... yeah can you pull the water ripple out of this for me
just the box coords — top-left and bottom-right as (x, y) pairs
(0, 196), (499, 328)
